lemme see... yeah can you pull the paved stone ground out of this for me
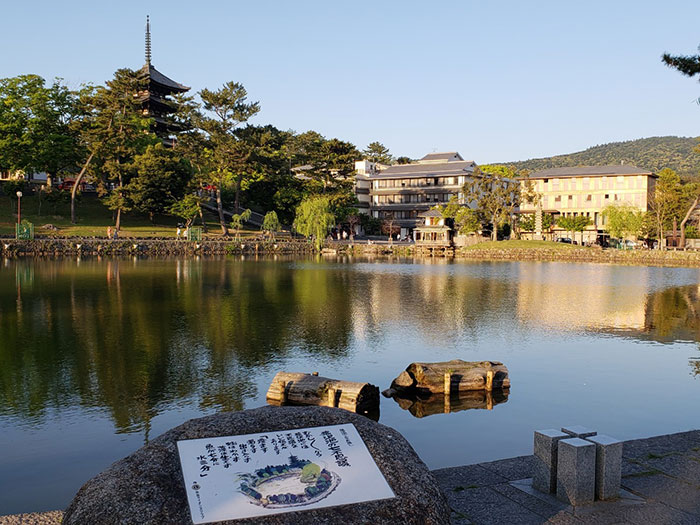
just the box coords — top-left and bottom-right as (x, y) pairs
(434, 430), (700, 524)
(3, 430), (699, 524)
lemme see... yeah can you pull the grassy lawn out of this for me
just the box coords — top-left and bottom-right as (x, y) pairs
(0, 193), (259, 239)
(463, 240), (590, 251)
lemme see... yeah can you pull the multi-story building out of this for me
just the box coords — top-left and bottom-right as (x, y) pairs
(355, 152), (477, 237)
(519, 164), (657, 243)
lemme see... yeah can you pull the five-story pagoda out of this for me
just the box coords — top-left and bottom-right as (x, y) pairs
(138, 16), (190, 144)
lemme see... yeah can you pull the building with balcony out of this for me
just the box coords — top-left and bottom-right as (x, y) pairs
(355, 152), (477, 237)
(519, 164), (657, 243)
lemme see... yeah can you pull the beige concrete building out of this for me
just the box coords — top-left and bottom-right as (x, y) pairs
(355, 152), (477, 237)
(519, 165), (657, 243)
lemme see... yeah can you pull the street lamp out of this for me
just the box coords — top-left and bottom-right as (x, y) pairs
(16, 191), (22, 225)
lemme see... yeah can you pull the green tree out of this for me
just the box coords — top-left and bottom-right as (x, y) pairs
(395, 156), (412, 165)
(230, 208), (252, 241)
(648, 168), (684, 245)
(679, 182), (700, 248)
(128, 144), (191, 223)
(293, 131), (359, 192)
(439, 195), (461, 219)
(293, 195), (335, 250)
(571, 215), (592, 244)
(363, 142), (393, 164)
(168, 193), (204, 228)
(556, 216), (576, 241)
(603, 203), (644, 241)
(520, 213), (553, 232)
(0, 75), (83, 189)
(262, 210), (281, 240)
(662, 45), (700, 101)
(462, 165), (519, 241)
(198, 81), (260, 235)
(94, 69), (156, 230)
(454, 207), (481, 235)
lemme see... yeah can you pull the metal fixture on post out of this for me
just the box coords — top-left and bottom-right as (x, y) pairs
(16, 191), (22, 225)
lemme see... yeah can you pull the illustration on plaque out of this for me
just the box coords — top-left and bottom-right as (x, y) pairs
(237, 455), (340, 508)
(177, 423), (394, 524)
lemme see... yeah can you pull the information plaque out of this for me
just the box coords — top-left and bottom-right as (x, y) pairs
(177, 423), (395, 523)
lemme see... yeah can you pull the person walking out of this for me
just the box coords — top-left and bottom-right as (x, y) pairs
(107, 226), (112, 240)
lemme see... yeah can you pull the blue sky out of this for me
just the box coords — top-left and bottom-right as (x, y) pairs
(2, 0), (699, 162)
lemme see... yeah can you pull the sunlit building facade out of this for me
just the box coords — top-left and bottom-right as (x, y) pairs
(355, 152), (477, 237)
(519, 165), (657, 243)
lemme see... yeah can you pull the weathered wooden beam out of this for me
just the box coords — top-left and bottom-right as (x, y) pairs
(266, 371), (379, 415)
(385, 360), (510, 396)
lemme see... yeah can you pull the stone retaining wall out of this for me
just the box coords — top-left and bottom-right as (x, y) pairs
(3, 238), (700, 267)
(0, 238), (316, 258)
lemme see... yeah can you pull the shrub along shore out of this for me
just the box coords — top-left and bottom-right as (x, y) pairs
(3, 238), (700, 267)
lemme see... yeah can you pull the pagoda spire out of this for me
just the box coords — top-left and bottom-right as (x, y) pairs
(145, 15), (152, 66)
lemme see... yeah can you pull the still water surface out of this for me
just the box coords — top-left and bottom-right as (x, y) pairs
(1, 257), (699, 514)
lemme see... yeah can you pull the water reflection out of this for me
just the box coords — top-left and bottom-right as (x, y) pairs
(3, 257), (700, 514)
(390, 389), (509, 418)
(2, 258), (700, 434)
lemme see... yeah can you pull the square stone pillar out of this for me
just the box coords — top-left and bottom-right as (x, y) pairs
(561, 425), (597, 439)
(533, 429), (569, 493)
(586, 434), (623, 500)
(556, 438), (596, 506)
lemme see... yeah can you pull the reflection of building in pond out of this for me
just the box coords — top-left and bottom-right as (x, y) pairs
(390, 389), (509, 418)
(515, 264), (650, 331)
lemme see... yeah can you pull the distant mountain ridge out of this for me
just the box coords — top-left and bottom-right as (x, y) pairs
(503, 136), (700, 177)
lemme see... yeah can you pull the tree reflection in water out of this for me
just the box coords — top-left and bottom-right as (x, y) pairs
(1, 257), (700, 438)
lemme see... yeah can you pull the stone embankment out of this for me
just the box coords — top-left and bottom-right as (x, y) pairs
(4, 237), (700, 267)
(0, 238), (315, 258)
(334, 243), (700, 267)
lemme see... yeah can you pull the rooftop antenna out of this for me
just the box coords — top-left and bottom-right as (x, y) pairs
(145, 15), (152, 66)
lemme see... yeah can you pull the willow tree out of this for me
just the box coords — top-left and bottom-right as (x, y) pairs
(293, 195), (335, 250)
(198, 82), (259, 235)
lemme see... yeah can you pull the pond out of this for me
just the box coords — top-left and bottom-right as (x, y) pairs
(1, 257), (699, 514)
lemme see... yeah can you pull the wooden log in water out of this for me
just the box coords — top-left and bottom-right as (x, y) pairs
(386, 359), (509, 395)
(266, 371), (379, 414)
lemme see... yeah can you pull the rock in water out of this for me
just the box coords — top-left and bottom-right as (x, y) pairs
(63, 406), (450, 525)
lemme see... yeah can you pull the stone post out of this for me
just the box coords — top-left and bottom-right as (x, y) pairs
(556, 438), (596, 506)
(586, 434), (623, 500)
(561, 425), (597, 439)
(533, 429), (569, 493)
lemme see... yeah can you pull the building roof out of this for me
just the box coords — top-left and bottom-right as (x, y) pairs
(420, 152), (464, 162)
(418, 209), (443, 218)
(370, 160), (476, 179)
(140, 64), (190, 93)
(527, 165), (654, 179)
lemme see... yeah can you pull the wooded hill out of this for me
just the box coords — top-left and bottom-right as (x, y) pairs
(504, 136), (700, 178)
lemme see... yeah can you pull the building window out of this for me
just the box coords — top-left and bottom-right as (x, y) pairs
(568, 195), (573, 200)
(586, 194), (592, 201)
(543, 179), (548, 183)
(554, 195), (561, 202)
(604, 194), (609, 199)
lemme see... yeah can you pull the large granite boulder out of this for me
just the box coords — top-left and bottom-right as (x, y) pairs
(63, 406), (450, 524)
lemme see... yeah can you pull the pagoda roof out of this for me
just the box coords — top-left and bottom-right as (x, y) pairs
(140, 63), (190, 93)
